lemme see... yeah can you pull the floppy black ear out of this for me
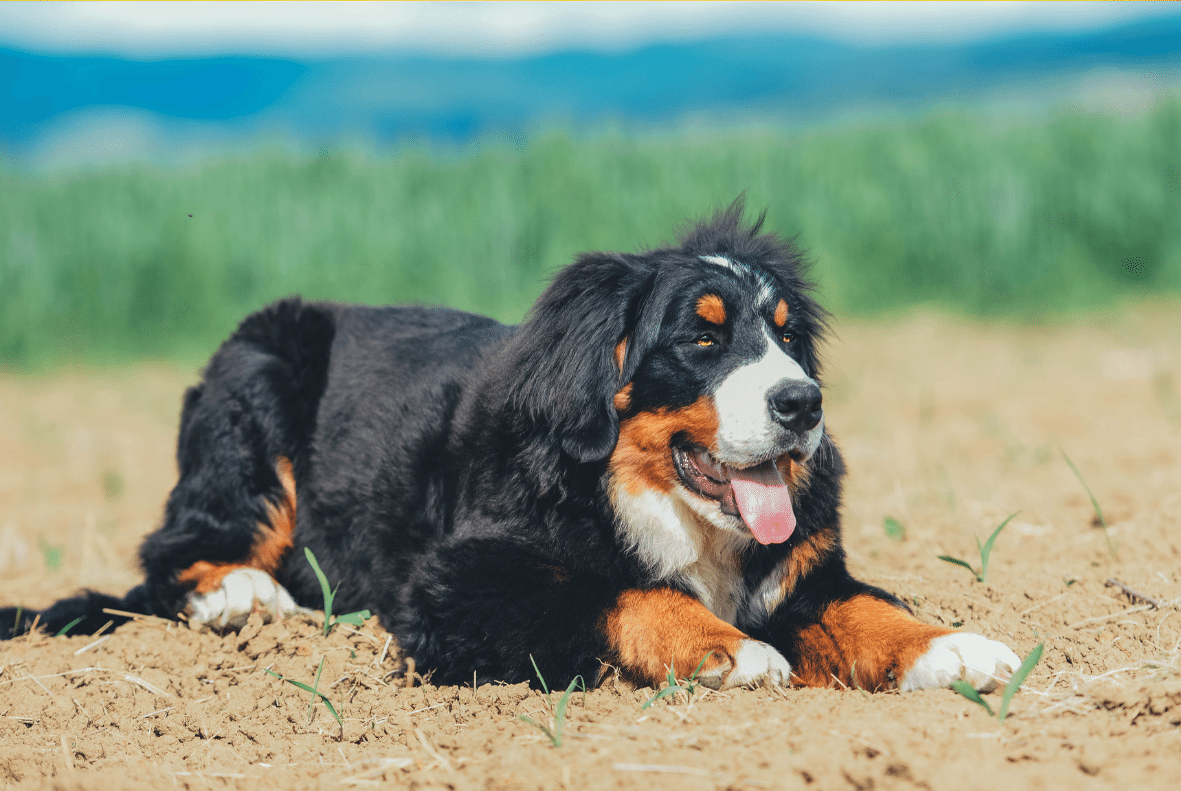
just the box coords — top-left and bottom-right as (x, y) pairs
(494, 252), (655, 463)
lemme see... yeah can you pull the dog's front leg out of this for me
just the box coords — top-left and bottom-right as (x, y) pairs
(758, 590), (1020, 692)
(601, 588), (790, 689)
(396, 538), (792, 690)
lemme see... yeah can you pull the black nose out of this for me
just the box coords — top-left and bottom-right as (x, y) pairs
(768, 381), (823, 432)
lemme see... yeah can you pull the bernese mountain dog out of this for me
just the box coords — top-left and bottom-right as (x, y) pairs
(2, 203), (1020, 693)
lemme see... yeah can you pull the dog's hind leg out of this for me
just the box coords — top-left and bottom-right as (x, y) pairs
(0, 300), (332, 640)
(164, 456), (308, 630)
(135, 299), (333, 630)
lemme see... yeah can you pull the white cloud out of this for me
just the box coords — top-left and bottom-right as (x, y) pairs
(0, 1), (1175, 58)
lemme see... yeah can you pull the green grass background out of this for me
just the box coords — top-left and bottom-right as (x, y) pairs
(2, 104), (1179, 366)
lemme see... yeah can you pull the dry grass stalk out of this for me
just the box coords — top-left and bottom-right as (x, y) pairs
(1068, 604), (1155, 629)
(612, 763), (724, 779)
(373, 634), (392, 669)
(414, 728), (455, 775)
(1105, 578), (1165, 609)
(74, 634), (113, 655)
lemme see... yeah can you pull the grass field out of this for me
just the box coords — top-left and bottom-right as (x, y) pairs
(2, 102), (1180, 366)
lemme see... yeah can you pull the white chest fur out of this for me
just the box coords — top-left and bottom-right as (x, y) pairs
(611, 482), (749, 624)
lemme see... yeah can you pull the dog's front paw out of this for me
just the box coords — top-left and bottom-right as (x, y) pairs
(186, 568), (307, 631)
(899, 633), (1021, 693)
(696, 639), (792, 690)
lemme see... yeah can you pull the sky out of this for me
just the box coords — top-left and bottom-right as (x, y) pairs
(2, 1), (1179, 58)
(3, 2), (1179, 168)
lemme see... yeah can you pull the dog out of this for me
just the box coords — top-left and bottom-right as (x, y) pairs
(2, 203), (1019, 693)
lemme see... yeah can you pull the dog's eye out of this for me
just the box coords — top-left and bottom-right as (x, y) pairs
(695, 334), (716, 348)
(780, 332), (794, 344)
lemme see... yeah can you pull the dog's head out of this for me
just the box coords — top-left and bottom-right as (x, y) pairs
(501, 200), (828, 550)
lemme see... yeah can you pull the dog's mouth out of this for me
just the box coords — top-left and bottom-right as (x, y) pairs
(672, 445), (797, 545)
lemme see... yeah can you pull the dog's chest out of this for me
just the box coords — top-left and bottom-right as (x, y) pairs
(671, 548), (744, 624)
(612, 484), (746, 624)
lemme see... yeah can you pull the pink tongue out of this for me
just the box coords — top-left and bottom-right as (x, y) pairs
(729, 461), (796, 545)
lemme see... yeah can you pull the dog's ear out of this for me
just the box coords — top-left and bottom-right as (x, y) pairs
(495, 252), (655, 463)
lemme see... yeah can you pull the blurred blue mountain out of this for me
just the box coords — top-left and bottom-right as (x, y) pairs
(2, 12), (1180, 157)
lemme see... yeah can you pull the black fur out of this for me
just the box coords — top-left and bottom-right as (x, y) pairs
(2, 201), (904, 688)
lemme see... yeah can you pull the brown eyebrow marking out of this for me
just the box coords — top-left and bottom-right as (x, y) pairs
(695, 294), (726, 325)
(773, 298), (789, 328)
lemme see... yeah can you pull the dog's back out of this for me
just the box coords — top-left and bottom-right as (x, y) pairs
(280, 302), (514, 613)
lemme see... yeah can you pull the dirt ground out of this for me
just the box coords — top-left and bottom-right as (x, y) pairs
(2, 306), (1180, 791)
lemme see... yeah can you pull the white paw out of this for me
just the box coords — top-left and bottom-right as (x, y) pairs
(900, 633), (1021, 693)
(696, 639), (792, 689)
(186, 568), (307, 631)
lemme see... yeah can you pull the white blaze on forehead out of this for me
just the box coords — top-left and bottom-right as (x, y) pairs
(698, 255), (776, 305)
(700, 254), (739, 272)
(713, 329), (822, 464)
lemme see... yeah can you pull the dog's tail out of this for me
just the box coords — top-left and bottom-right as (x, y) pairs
(1, 584), (159, 640)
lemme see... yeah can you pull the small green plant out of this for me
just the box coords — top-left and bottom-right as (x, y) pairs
(642, 651), (714, 709)
(518, 655), (586, 748)
(996, 643), (1044, 722)
(937, 511), (1019, 583)
(265, 656), (343, 729)
(101, 469), (125, 500)
(950, 681), (994, 716)
(883, 517), (906, 542)
(849, 660), (870, 696)
(304, 547), (372, 637)
(54, 617), (84, 637)
(10, 606), (22, 639)
(38, 537), (64, 571)
(951, 642), (1044, 722)
(1060, 449), (1117, 559)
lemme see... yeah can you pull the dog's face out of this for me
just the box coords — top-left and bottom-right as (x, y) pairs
(611, 250), (825, 552)
(497, 203), (827, 574)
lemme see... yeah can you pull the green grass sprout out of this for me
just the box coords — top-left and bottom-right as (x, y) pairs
(518, 655), (586, 748)
(850, 660), (870, 696)
(949, 680), (995, 716)
(307, 655), (328, 725)
(54, 617), (84, 637)
(530, 654), (550, 697)
(951, 642), (1044, 722)
(102, 469), (125, 500)
(11, 606), (23, 639)
(1060, 448), (1117, 559)
(883, 517), (906, 542)
(938, 511), (1019, 582)
(38, 537), (64, 571)
(997, 643), (1044, 722)
(304, 547), (372, 636)
(265, 657), (343, 730)
(642, 651), (714, 709)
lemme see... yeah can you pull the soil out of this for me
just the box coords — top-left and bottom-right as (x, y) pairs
(2, 307), (1180, 790)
